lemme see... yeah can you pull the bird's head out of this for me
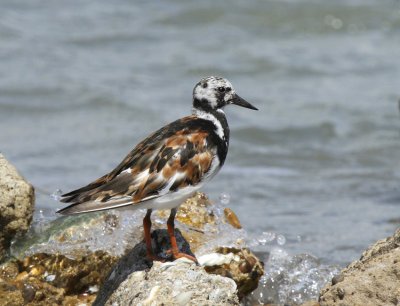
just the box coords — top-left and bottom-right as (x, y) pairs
(192, 76), (258, 113)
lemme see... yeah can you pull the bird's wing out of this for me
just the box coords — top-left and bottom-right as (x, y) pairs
(58, 117), (217, 215)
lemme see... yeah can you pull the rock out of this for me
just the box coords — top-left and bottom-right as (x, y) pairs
(0, 250), (119, 304)
(319, 226), (400, 305)
(104, 258), (239, 306)
(0, 153), (35, 262)
(157, 192), (217, 229)
(93, 228), (195, 305)
(224, 207), (242, 229)
(2, 229), (176, 304)
(95, 231), (262, 304)
(200, 247), (264, 300)
(4, 191), (262, 303)
(157, 192), (244, 254)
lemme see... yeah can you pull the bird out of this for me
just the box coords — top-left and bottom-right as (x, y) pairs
(57, 76), (258, 262)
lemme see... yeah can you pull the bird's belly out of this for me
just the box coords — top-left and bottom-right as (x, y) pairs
(119, 184), (204, 213)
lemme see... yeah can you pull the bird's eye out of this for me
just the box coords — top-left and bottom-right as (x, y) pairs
(218, 87), (225, 92)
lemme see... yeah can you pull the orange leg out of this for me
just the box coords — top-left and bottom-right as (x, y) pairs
(143, 209), (166, 262)
(166, 208), (197, 262)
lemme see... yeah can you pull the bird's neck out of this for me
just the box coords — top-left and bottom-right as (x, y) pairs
(193, 106), (228, 135)
(192, 107), (230, 166)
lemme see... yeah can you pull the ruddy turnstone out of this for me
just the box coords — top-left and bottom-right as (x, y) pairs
(57, 76), (258, 262)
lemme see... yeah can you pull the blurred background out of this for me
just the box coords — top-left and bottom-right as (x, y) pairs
(1, 0), (399, 267)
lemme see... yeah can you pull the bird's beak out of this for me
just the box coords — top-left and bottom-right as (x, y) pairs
(230, 94), (258, 110)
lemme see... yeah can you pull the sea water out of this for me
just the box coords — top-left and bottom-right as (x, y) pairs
(1, 0), (400, 303)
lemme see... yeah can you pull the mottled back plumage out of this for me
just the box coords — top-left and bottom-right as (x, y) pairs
(59, 117), (221, 214)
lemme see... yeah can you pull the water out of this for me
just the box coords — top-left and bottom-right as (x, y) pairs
(1, 0), (399, 285)
(244, 250), (339, 304)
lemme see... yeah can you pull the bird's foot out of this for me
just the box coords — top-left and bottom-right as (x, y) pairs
(166, 249), (197, 263)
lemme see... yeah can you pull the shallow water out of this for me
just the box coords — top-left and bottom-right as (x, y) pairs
(1, 0), (400, 273)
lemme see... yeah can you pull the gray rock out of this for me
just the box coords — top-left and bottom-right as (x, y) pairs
(105, 258), (239, 306)
(0, 153), (35, 262)
(319, 226), (400, 305)
(93, 228), (195, 305)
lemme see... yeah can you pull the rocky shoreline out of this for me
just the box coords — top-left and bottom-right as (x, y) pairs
(0, 154), (264, 304)
(1, 153), (400, 305)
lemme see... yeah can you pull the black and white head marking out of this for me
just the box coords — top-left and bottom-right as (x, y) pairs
(191, 76), (258, 141)
(192, 76), (235, 112)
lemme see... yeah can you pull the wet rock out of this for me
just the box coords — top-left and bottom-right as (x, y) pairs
(0, 250), (119, 304)
(319, 226), (400, 305)
(15, 211), (140, 259)
(5, 192), (261, 303)
(157, 192), (245, 254)
(199, 247), (264, 300)
(0, 153), (35, 262)
(104, 258), (239, 306)
(157, 192), (218, 255)
(95, 229), (263, 304)
(13, 192), (245, 260)
(157, 192), (217, 229)
(224, 207), (242, 229)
